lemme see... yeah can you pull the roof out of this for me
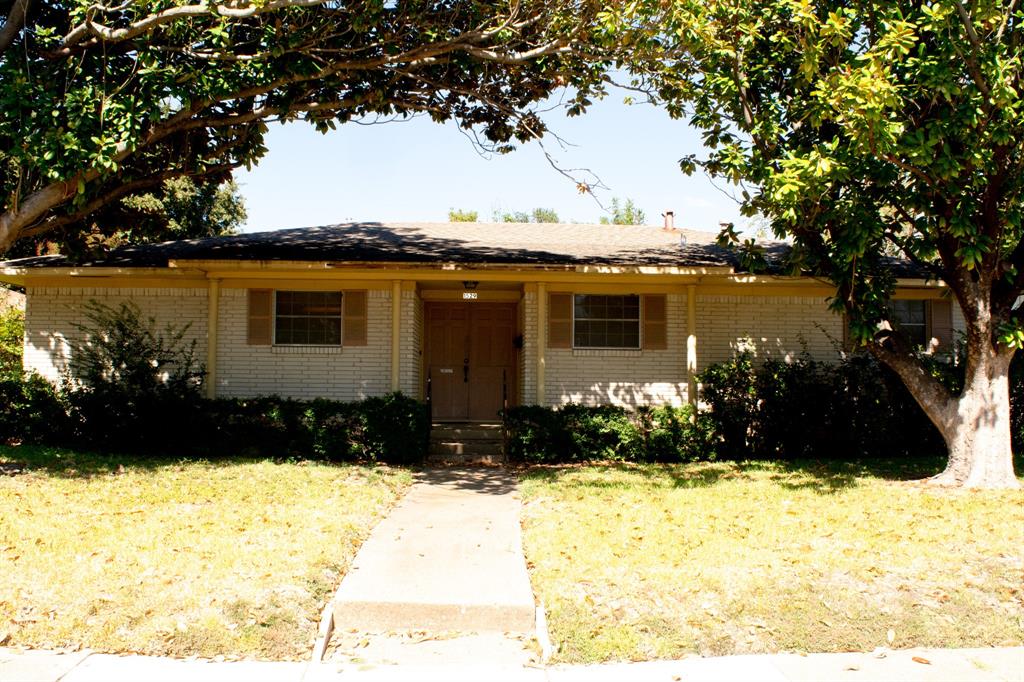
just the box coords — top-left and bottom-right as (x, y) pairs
(0, 222), (786, 270)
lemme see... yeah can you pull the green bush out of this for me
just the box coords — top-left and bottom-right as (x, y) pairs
(503, 402), (712, 463)
(698, 351), (947, 460)
(65, 300), (205, 452)
(199, 393), (428, 464)
(0, 305), (24, 377)
(0, 374), (69, 444)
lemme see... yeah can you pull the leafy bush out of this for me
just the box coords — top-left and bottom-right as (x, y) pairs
(65, 300), (205, 452)
(0, 374), (69, 444)
(503, 402), (712, 463)
(698, 351), (946, 460)
(199, 393), (428, 464)
(0, 305), (24, 377)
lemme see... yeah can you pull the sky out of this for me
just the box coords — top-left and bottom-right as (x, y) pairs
(233, 92), (747, 235)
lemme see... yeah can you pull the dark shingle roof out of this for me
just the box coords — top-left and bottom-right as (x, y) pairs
(1, 222), (781, 270)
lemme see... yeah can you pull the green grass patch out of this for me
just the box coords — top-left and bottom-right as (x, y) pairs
(0, 445), (412, 660)
(520, 461), (1024, 663)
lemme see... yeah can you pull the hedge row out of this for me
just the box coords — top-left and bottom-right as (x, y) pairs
(0, 378), (429, 465)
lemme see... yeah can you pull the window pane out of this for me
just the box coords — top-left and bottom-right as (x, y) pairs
(275, 291), (343, 345)
(572, 294), (641, 348)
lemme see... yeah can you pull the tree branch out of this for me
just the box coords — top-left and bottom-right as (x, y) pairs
(952, 0), (993, 100)
(0, 0), (30, 54)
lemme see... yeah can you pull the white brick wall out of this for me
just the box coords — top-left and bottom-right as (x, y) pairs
(518, 291), (847, 408)
(545, 293), (688, 408)
(215, 288), (392, 400)
(24, 287), (208, 384)
(696, 295), (844, 371)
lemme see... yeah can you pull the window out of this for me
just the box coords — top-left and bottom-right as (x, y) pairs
(573, 294), (641, 349)
(274, 291), (342, 345)
(891, 300), (927, 346)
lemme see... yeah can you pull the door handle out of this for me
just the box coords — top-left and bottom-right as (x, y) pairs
(463, 359), (469, 383)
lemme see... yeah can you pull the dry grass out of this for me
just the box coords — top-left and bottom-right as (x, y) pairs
(0, 445), (411, 660)
(519, 461), (1024, 664)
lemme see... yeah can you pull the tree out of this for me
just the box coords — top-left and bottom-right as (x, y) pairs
(489, 207), (561, 222)
(448, 209), (479, 223)
(532, 207), (560, 223)
(501, 210), (532, 223)
(617, 1), (1022, 487)
(10, 176), (246, 260)
(0, 1), (602, 254)
(599, 197), (646, 225)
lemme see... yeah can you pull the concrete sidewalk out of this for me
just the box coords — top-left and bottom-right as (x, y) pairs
(331, 467), (536, 634)
(3, 646), (1021, 681)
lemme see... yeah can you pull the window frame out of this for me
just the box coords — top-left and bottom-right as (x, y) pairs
(890, 299), (928, 347)
(571, 293), (643, 350)
(273, 290), (344, 347)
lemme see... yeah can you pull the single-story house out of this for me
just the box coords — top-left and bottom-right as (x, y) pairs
(0, 220), (961, 421)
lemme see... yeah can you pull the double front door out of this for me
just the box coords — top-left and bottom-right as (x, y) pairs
(425, 302), (516, 421)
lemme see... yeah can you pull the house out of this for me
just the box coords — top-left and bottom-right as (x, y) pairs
(0, 220), (960, 421)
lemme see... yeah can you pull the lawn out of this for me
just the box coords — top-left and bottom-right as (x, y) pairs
(0, 446), (411, 660)
(519, 461), (1024, 664)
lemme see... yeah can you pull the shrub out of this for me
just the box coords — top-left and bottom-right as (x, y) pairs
(0, 374), (69, 444)
(698, 351), (947, 460)
(503, 402), (712, 463)
(199, 393), (428, 464)
(0, 305), (24, 378)
(65, 300), (205, 452)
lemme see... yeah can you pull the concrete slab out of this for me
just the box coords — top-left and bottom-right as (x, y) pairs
(333, 468), (535, 633)
(305, 661), (547, 682)
(60, 654), (305, 682)
(0, 648), (91, 682)
(548, 655), (789, 682)
(327, 630), (536, 667)
(770, 647), (1021, 682)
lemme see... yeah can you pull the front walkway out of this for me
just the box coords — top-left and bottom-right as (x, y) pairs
(328, 467), (537, 668)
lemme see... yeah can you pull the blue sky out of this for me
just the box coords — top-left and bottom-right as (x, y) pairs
(234, 93), (747, 234)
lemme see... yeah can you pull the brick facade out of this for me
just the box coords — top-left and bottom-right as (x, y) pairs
(23, 284), (965, 409)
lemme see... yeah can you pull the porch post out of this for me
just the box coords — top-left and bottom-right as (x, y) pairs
(536, 282), (547, 406)
(205, 278), (220, 399)
(391, 280), (402, 392)
(686, 284), (698, 406)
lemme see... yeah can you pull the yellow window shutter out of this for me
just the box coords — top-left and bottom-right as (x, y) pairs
(642, 294), (668, 350)
(929, 298), (953, 350)
(247, 289), (272, 345)
(343, 290), (368, 346)
(549, 292), (572, 349)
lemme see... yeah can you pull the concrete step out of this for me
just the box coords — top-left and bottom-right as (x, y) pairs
(425, 453), (505, 466)
(430, 424), (504, 441)
(429, 440), (504, 457)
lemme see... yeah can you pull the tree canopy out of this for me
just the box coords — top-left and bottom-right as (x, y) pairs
(0, 0), (603, 253)
(614, 0), (1022, 487)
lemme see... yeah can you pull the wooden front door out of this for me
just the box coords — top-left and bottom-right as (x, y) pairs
(425, 302), (516, 422)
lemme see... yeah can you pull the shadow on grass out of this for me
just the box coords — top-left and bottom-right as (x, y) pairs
(0, 444), (390, 479)
(520, 455), (962, 494)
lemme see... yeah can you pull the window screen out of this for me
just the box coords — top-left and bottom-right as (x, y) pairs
(275, 291), (343, 345)
(573, 294), (641, 349)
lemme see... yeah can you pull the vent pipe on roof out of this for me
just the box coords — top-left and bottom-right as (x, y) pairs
(662, 211), (675, 230)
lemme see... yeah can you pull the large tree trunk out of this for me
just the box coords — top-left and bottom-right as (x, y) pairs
(931, 347), (1018, 488)
(874, 341), (1020, 490)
